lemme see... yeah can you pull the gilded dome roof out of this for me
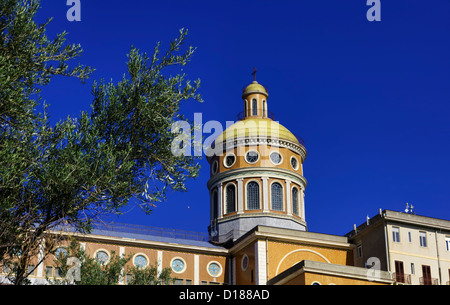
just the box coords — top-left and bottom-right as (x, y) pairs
(215, 118), (301, 146)
(242, 81), (268, 98)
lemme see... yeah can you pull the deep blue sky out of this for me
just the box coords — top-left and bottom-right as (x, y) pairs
(36, 0), (450, 236)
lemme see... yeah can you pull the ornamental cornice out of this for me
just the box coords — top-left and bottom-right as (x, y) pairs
(210, 136), (307, 162)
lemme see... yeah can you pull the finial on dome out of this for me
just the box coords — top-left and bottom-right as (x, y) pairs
(252, 67), (257, 82)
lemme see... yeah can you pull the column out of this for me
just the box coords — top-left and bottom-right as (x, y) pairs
(237, 178), (244, 213)
(36, 238), (45, 278)
(285, 180), (292, 215)
(301, 187), (306, 220)
(262, 177), (269, 212)
(218, 182), (223, 218)
(157, 251), (163, 277)
(119, 246), (125, 284)
(194, 255), (200, 285)
(254, 240), (267, 285)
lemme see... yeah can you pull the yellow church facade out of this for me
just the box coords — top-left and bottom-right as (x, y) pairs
(2, 77), (449, 286)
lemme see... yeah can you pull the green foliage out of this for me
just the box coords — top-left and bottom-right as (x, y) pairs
(126, 264), (174, 285)
(0, 0), (201, 285)
(50, 240), (174, 285)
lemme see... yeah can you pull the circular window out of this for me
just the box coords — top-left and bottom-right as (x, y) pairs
(95, 250), (110, 265)
(241, 254), (249, 271)
(134, 254), (148, 268)
(224, 153), (236, 168)
(207, 261), (222, 277)
(270, 152), (282, 165)
(211, 160), (219, 175)
(171, 258), (186, 273)
(290, 156), (299, 170)
(54, 248), (68, 259)
(245, 150), (259, 164)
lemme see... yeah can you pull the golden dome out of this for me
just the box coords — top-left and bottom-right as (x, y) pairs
(215, 117), (301, 146)
(242, 81), (268, 98)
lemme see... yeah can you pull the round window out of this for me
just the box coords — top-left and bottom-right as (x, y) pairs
(171, 258), (186, 273)
(211, 160), (219, 174)
(245, 151), (259, 164)
(207, 262), (222, 277)
(224, 154), (236, 168)
(241, 254), (249, 271)
(95, 250), (109, 265)
(134, 254), (148, 268)
(54, 248), (68, 259)
(290, 156), (299, 170)
(270, 152), (282, 165)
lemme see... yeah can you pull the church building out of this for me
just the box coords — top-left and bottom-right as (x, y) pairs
(2, 76), (450, 285)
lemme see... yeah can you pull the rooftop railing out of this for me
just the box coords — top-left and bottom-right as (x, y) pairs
(93, 222), (209, 242)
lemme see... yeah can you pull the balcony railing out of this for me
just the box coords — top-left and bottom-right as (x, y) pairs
(419, 277), (439, 285)
(393, 273), (411, 284)
(237, 110), (275, 121)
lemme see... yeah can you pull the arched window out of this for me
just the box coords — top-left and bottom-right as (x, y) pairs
(247, 181), (260, 210)
(226, 184), (236, 214)
(292, 187), (299, 215)
(252, 99), (257, 116)
(271, 182), (283, 211)
(263, 100), (266, 117)
(212, 190), (218, 219)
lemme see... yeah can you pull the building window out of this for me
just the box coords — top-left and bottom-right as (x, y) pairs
(245, 150), (259, 164)
(27, 265), (35, 276)
(224, 153), (236, 168)
(211, 160), (219, 175)
(446, 236), (450, 251)
(212, 190), (219, 219)
(290, 156), (299, 170)
(419, 231), (427, 247)
(408, 231), (412, 243)
(134, 254), (148, 268)
(95, 250), (110, 265)
(392, 227), (400, 243)
(45, 266), (53, 278)
(411, 263), (415, 275)
(292, 187), (299, 215)
(171, 258), (186, 273)
(241, 254), (249, 271)
(270, 152), (282, 165)
(247, 181), (260, 210)
(252, 99), (257, 116)
(207, 261), (222, 277)
(225, 184), (236, 214)
(271, 182), (283, 211)
(54, 247), (68, 259)
(357, 245), (363, 258)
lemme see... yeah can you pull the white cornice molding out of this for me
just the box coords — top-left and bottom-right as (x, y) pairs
(208, 136), (307, 162)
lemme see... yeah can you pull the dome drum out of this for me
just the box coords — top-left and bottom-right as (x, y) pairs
(207, 77), (308, 245)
